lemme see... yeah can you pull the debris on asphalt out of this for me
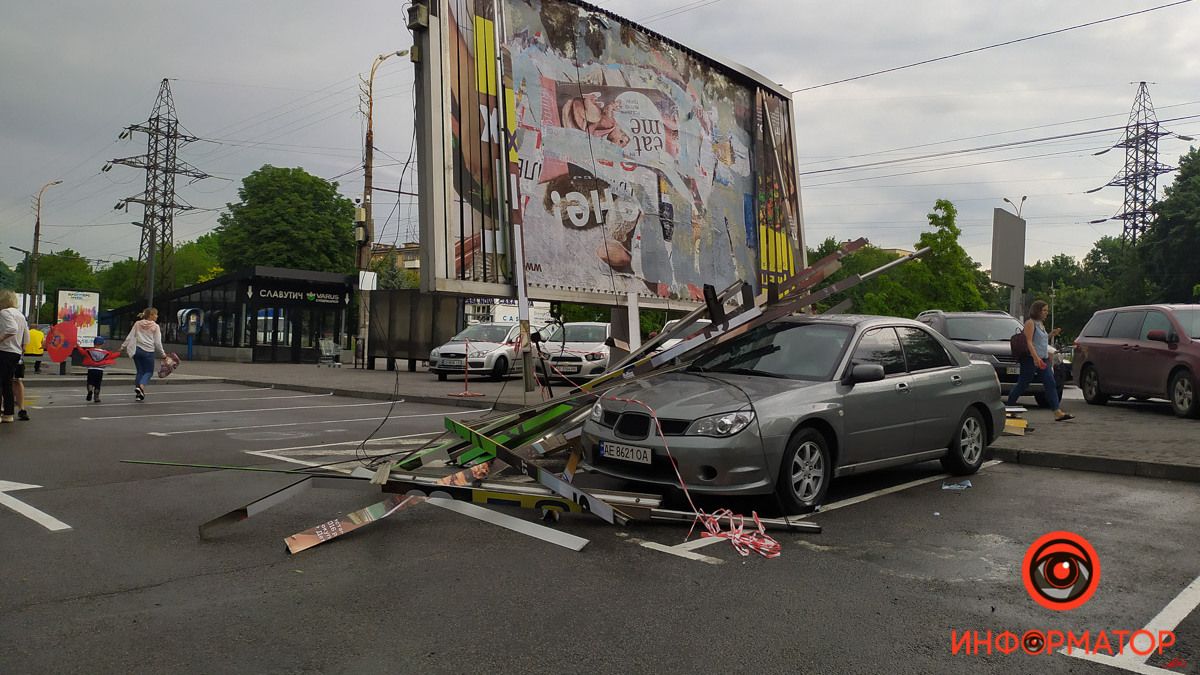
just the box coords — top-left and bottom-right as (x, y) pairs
(942, 480), (973, 491)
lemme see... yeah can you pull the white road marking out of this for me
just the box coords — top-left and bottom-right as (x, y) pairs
(43, 392), (331, 410)
(147, 409), (478, 436)
(791, 460), (1002, 520)
(1060, 573), (1200, 673)
(0, 481), (72, 532)
(628, 538), (723, 565)
(243, 430), (448, 471)
(38, 387), (272, 399)
(81, 399), (399, 421)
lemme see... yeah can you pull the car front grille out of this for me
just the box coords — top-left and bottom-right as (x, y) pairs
(551, 355), (583, 363)
(441, 352), (465, 359)
(615, 412), (651, 440)
(598, 410), (689, 436)
(994, 354), (1018, 365)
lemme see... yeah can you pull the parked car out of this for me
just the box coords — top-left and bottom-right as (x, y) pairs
(535, 322), (611, 380)
(1072, 304), (1200, 418)
(917, 309), (1069, 408)
(581, 315), (1005, 513)
(429, 323), (522, 381)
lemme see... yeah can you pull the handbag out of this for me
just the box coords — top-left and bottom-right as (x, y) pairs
(1010, 330), (1029, 359)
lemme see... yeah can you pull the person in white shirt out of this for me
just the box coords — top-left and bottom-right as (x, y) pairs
(121, 307), (167, 401)
(0, 290), (31, 423)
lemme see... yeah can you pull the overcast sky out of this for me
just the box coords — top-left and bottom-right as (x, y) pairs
(2, 0), (1197, 274)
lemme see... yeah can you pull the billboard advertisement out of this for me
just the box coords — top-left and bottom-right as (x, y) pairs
(419, 0), (803, 305)
(56, 289), (100, 348)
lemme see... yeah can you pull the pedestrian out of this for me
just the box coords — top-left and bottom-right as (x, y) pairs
(121, 307), (167, 401)
(12, 354), (30, 420)
(25, 324), (45, 374)
(0, 290), (31, 424)
(81, 336), (119, 403)
(1007, 299), (1074, 422)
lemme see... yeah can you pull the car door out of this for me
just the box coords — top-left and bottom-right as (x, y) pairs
(840, 327), (916, 464)
(896, 326), (963, 451)
(1125, 310), (1177, 397)
(1100, 310), (1147, 394)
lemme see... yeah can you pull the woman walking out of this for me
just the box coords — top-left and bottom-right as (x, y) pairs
(1007, 300), (1074, 421)
(121, 307), (167, 400)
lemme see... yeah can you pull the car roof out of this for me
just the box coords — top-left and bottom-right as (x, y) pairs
(779, 314), (930, 329)
(1093, 304), (1200, 313)
(560, 321), (609, 327)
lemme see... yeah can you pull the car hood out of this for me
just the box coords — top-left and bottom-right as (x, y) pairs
(601, 371), (819, 419)
(543, 341), (607, 355)
(952, 339), (1057, 356)
(436, 340), (506, 354)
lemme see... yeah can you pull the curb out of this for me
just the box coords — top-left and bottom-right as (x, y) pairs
(988, 445), (1200, 483)
(23, 377), (223, 388)
(215, 378), (522, 412)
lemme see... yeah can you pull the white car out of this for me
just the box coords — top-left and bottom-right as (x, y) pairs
(535, 322), (611, 380)
(656, 318), (712, 351)
(429, 323), (522, 381)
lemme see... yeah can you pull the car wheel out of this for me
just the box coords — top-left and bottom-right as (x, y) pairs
(940, 408), (986, 475)
(490, 356), (509, 381)
(1169, 370), (1198, 418)
(1081, 366), (1108, 405)
(774, 428), (831, 515)
(437, 372), (447, 382)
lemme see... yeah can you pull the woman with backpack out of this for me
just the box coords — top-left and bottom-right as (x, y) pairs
(1007, 300), (1074, 421)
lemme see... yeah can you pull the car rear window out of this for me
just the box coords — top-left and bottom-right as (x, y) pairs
(945, 316), (1023, 341)
(1080, 312), (1114, 338)
(1107, 311), (1147, 340)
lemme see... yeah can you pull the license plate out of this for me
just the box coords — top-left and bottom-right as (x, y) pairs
(600, 442), (651, 464)
(559, 365), (580, 374)
(442, 359), (463, 367)
(1006, 367), (1019, 375)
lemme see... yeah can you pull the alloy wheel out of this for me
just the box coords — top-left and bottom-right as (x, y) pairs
(1084, 369), (1098, 398)
(790, 441), (825, 502)
(1175, 376), (1194, 412)
(959, 416), (983, 466)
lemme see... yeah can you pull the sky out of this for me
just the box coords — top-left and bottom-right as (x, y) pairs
(2, 0), (1198, 275)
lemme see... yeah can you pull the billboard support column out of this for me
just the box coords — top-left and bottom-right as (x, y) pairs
(626, 292), (641, 351)
(413, 0), (450, 293)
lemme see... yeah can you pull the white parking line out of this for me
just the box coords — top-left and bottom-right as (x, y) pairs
(245, 431), (445, 472)
(80, 399), (400, 421)
(147, 409), (478, 436)
(1060, 573), (1200, 674)
(37, 386), (273, 399)
(41, 392), (331, 410)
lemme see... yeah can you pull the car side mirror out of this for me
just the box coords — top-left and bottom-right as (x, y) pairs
(1146, 329), (1171, 343)
(846, 363), (886, 384)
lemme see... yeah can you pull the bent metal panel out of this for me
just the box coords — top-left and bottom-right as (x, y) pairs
(421, 0), (803, 305)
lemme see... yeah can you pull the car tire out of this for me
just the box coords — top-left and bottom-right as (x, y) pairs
(1081, 365), (1108, 405)
(1169, 370), (1198, 418)
(774, 428), (831, 515)
(940, 408), (986, 475)
(437, 373), (447, 381)
(490, 356), (509, 381)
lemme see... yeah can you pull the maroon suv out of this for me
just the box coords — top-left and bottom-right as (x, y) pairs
(1072, 304), (1200, 418)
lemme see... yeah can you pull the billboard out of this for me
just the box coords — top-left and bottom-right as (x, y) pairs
(990, 208), (1026, 288)
(416, 0), (803, 305)
(56, 289), (100, 348)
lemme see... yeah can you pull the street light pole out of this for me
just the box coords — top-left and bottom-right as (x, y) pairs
(1001, 196), (1028, 318)
(30, 179), (63, 322)
(356, 49), (408, 369)
(132, 222), (156, 307)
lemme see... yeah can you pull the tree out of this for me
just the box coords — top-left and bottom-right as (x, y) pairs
(173, 233), (222, 287)
(215, 165), (356, 273)
(0, 260), (14, 290)
(14, 250), (97, 322)
(1142, 147), (1200, 302)
(95, 259), (141, 310)
(369, 251), (419, 290)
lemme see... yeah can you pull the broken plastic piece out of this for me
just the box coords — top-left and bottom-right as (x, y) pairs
(941, 480), (973, 491)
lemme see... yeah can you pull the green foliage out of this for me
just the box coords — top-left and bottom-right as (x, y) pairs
(95, 259), (141, 310)
(173, 233), (222, 288)
(1143, 146), (1200, 302)
(14, 250), (97, 322)
(215, 165), (356, 274)
(369, 252), (420, 290)
(0, 260), (14, 290)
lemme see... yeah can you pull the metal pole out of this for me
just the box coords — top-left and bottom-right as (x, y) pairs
(147, 223), (157, 307)
(30, 179), (62, 322)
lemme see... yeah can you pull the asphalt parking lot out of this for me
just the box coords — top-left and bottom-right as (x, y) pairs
(1, 382), (1198, 674)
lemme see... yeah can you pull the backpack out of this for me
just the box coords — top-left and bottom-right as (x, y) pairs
(1010, 329), (1029, 359)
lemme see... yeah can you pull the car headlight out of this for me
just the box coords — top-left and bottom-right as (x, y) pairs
(585, 352), (605, 361)
(469, 350), (489, 358)
(430, 349), (439, 359)
(686, 410), (755, 437)
(962, 351), (997, 364)
(590, 402), (604, 422)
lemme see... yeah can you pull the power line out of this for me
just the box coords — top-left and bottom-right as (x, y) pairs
(638, 0), (729, 23)
(789, 0), (1195, 93)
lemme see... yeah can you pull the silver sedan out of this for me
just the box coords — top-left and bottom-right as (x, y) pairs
(582, 315), (1005, 513)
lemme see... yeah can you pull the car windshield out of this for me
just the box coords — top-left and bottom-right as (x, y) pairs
(452, 324), (513, 343)
(1174, 309), (1200, 338)
(543, 324), (608, 343)
(689, 322), (852, 381)
(945, 316), (1022, 341)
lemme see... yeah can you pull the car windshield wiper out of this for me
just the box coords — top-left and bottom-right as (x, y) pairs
(714, 367), (789, 379)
